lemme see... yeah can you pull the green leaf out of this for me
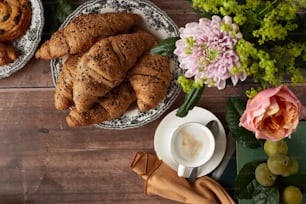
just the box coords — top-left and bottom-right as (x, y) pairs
(235, 160), (264, 199)
(56, 0), (76, 23)
(192, 7), (214, 19)
(42, 1), (60, 38)
(225, 97), (263, 148)
(150, 37), (180, 56)
(280, 173), (306, 193)
(235, 155), (306, 203)
(41, 0), (75, 39)
(252, 184), (279, 204)
(287, 14), (306, 42)
(176, 86), (205, 117)
(236, 160), (280, 204)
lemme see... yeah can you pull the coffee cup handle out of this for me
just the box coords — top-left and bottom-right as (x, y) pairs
(177, 164), (186, 177)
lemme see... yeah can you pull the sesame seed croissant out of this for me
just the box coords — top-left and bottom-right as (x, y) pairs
(54, 53), (82, 110)
(35, 12), (141, 60)
(127, 53), (172, 112)
(66, 81), (136, 127)
(72, 29), (156, 112)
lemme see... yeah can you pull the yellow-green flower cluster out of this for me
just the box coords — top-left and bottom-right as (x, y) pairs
(191, 0), (306, 97)
(192, 0), (302, 44)
(177, 76), (205, 93)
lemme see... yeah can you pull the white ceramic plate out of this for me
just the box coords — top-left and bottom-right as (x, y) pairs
(0, 0), (44, 79)
(154, 106), (227, 177)
(50, 0), (181, 129)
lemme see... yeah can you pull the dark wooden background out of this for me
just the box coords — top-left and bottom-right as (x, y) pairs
(0, 0), (305, 203)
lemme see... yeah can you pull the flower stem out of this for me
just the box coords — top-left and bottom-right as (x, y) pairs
(258, 0), (278, 16)
(176, 85), (205, 117)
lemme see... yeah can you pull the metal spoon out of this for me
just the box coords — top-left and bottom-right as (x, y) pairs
(188, 166), (198, 183)
(206, 120), (219, 137)
(187, 120), (219, 183)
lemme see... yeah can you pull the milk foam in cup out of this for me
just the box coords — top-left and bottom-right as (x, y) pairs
(170, 122), (215, 177)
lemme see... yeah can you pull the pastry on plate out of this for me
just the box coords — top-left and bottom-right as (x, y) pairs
(66, 81), (136, 127)
(54, 53), (82, 110)
(128, 53), (172, 112)
(35, 12), (141, 60)
(72, 29), (156, 112)
(0, 43), (19, 66)
(0, 0), (32, 42)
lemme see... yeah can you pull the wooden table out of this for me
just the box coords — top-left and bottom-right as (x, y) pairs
(1, 1), (306, 203)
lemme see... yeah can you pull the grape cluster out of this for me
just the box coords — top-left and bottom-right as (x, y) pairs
(264, 140), (299, 177)
(255, 140), (303, 204)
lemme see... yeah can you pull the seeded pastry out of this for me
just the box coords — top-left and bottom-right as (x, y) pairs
(35, 12), (141, 60)
(72, 30), (156, 112)
(66, 81), (136, 127)
(0, 43), (19, 66)
(0, 0), (32, 42)
(128, 53), (172, 112)
(54, 53), (82, 110)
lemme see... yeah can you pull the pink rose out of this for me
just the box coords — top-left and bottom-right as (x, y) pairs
(239, 85), (306, 141)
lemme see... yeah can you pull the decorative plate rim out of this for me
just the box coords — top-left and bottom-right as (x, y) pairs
(50, 0), (182, 129)
(0, 0), (44, 79)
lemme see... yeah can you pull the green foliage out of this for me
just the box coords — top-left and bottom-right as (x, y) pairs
(190, 0), (306, 92)
(281, 174), (306, 193)
(234, 159), (280, 204)
(176, 86), (205, 117)
(150, 37), (180, 56)
(177, 76), (194, 93)
(252, 184), (280, 204)
(236, 160), (306, 203)
(235, 160), (264, 199)
(177, 76), (205, 93)
(191, 0), (304, 43)
(55, 0), (76, 23)
(42, 0), (75, 39)
(225, 97), (263, 148)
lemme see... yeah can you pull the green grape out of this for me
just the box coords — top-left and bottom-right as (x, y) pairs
(281, 185), (303, 204)
(267, 153), (291, 175)
(282, 158), (299, 177)
(255, 163), (277, 187)
(264, 140), (288, 157)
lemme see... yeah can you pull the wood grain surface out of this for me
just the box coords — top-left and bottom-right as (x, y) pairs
(0, 1), (305, 204)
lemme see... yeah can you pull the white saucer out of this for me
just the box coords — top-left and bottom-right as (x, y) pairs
(154, 106), (227, 177)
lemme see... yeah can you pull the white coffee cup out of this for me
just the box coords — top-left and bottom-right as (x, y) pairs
(170, 122), (215, 177)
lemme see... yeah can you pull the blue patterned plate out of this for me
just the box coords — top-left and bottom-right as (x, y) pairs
(0, 0), (44, 79)
(50, 0), (181, 129)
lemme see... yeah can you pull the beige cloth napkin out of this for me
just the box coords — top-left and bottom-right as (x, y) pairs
(130, 152), (235, 204)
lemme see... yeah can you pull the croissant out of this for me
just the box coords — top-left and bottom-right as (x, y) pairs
(73, 30), (156, 112)
(66, 81), (136, 127)
(54, 53), (82, 110)
(0, 0), (32, 42)
(35, 12), (141, 60)
(0, 42), (19, 66)
(127, 53), (172, 112)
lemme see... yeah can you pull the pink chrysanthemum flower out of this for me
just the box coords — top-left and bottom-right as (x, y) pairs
(174, 15), (247, 89)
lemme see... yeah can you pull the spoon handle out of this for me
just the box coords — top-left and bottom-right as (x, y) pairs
(188, 167), (198, 183)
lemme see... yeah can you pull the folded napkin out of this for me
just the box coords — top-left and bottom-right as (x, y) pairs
(130, 152), (235, 204)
